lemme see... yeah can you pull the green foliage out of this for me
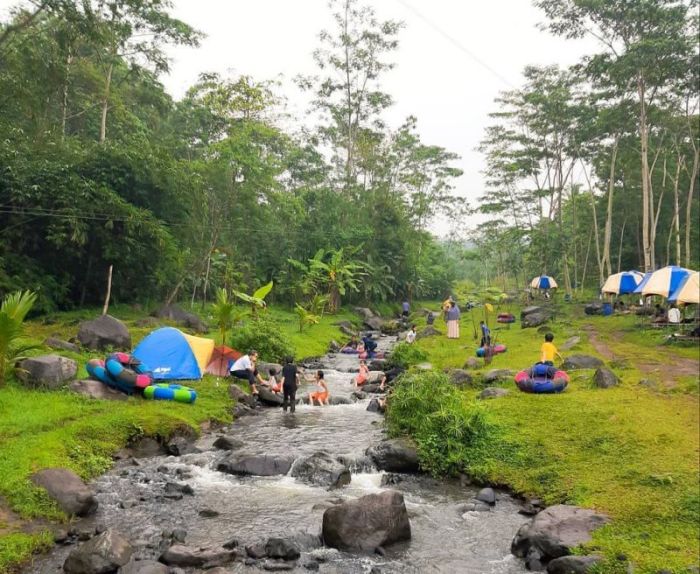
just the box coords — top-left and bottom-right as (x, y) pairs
(210, 288), (237, 344)
(232, 281), (274, 317)
(294, 303), (320, 333)
(229, 316), (294, 363)
(385, 342), (427, 369)
(387, 370), (495, 476)
(0, 291), (38, 385)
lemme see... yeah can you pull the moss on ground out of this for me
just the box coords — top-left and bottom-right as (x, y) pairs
(0, 302), (350, 572)
(389, 300), (699, 574)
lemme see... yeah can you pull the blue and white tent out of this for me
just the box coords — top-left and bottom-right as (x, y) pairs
(641, 266), (691, 298)
(530, 275), (558, 290)
(601, 271), (645, 295)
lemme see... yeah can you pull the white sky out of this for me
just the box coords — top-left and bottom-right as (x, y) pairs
(3, 0), (599, 236)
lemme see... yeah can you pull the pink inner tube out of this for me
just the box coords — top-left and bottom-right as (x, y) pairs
(515, 369), (569, 384)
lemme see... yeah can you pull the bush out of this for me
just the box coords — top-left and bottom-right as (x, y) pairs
(387, 370), (494, 476)
(230, 316), (294, 363)
(385, 342), (427, 369)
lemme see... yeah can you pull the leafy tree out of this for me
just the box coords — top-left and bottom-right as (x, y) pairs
(233, 281), (274, 317)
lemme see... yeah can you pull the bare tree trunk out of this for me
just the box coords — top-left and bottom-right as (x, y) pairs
(581, 161), (604, 284)
(601, 140), (618, 276)
(61, 48), (73, 141)
(617, 218), (627, 273)
(343, 0), (353, 187)
(638, 77), (652, 271)
(102, 265), (113, 316)
(580, 225), (593, 295)
(99, 61), (113, 144)
(685, 150), (698, 267)
(673, 155), (682, 266)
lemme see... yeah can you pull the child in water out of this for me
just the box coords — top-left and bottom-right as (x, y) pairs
(309, 370), (329, 406)
(267, 368), (282, 393)
(354, 360), (369, 388)
(540, 333), (563, 366)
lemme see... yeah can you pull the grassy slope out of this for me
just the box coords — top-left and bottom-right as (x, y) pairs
(398, 301), (699, 573)
(0, 303), (353, 572)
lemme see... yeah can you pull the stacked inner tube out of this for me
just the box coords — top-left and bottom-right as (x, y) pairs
(86, 352), (152, 395)
(476, 344), (507, 357)
(144, 383), (197, 404)
(497, 313), (516, 324)
(514, 363), (569, 394)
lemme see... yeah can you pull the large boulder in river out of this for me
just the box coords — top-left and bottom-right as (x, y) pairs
(153, 305), (208, 334)
(213, 435), (244, 451)
(31, 468), (97, 517)
(354, 307), (377, 321)
(217, 454), (293, 477)
(593, 367), (619, 389)
(229, 384), (256, 407)
(546, 555), (603, 574)
(18, 355), (77, 389)
(69, 380), (127, 401)
(291, 452), (351, 489)
(257, 387), (284, 406)
(78, 315), (131, 351)
(159, 544), (237, 568)
(561, 355), (603, 370)
(119, 560), (169, 574)
(63, 529), (132, 573)
(366, 438), (419, 473)
(511, 504), (609, 563)
(364, 316), (384, 331)
(322, 490), (411, 552)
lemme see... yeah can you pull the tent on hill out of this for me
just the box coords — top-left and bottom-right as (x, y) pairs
(133, 327), (214, 380)
(206, 345), (242, 377)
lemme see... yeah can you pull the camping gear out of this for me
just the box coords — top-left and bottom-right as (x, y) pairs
(668, 271), (699, 305)
(602, 302), (613, 316)
(632, 272), (653, 294)
(86, 353), (152, 395)
(601, 271), (645, 295)
(530, 275), (558, 290)
(497, 313), (515, 324)
(143, 383), (197, 404)
(206, 345), (242, 376)
(641, 266), (691, 298)
(476, 344), (507, 357)
(133, 327), (214, 380)
(340, 347), (360, 354)
(515, 364), (569, 394)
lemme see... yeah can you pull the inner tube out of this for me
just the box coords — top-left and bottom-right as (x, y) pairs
(143, 383), (197, 404)
(476, 344), (507, 357)
(497, 313), (516, 323)
(514, 366), (569, 394)
(340, 347), (359, 354)
(86, 354), (152, 395)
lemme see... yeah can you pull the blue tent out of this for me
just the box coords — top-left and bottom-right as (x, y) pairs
(133, 327), (214, 380)
(632, 272), (653, 294)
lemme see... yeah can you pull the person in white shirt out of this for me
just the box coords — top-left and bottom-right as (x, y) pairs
(405, 324), (417, 344)
(668, 306), (682, 324)
(230, 350), (266, 395)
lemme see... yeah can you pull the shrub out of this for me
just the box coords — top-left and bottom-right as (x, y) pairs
(385, 342), (427, 369)
(387, 370), (494, 476)
(230, 316), (294, 363)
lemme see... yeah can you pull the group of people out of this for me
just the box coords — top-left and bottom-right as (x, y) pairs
(229, 351), (329, 412)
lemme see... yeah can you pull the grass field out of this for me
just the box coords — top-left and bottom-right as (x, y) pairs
(388, 300), (700, 574)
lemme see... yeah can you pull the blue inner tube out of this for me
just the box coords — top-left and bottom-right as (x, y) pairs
(516, 377), (568, 394)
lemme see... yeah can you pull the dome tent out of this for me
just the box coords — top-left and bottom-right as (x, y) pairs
(133, 327), (214, 380)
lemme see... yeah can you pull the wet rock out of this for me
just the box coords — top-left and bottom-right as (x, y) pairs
(416, 325), (442, 339)
(547, 555), (603, 574)
(229, 384), (257, 407)
(561, 355), (603, 370)
(69, 380), (127, 401)
(328, 340), (341, 352)
(526, 547), (544, 571)
(213, 435), (244, 451)
(217, 454), (293, 476)
(447, 369), (473, 387)
(366, 438), (419, 472)
(367, 359), (387, 371)
(77, 315), (131, 351)
(153, 305), (208, 334)
(458, 501), (491, 513)
(63, 529), (132, 573)
(129, 437), (165, 458)
(165, 436), (199, 456)
(380, 473), (403, 487)
(380, 320), (402, 335)
(361, 383), (382, 393)
(246, 543), (267, 559)
(366, 398), (385, 414)
(329, 396), (351, 405)
(351, 390), (367, 401)
(354, 307), (377, 321)
(44, 337), (80, 353)
(119, 559), (169, 574)
(222, 537), (239, 550)
(365, 370), (385, 384)
(593, 367), (620, 389)
(31, 468), (97, 517)
(479, 387), (510, 400)
(159, 544), (236, 568)
(198, 508), (219, 518)
(463, 357), (480, 370)
(262, 560), (295, 571)
(291, 452), (351, 489)
(18, 355), (77, 389)
(483, 369), (515, 384)
(258, 387), (284, 406)
(231, 402), (257, 418)
(364, 316), (384, 331)
(511, 504), (609, 562)
(322, 490), (411, 552)
(163, 482), (194, 498)
(560, 336), (581, 351)
(265, 538), (301, 560)
(476, 487), (496, 505)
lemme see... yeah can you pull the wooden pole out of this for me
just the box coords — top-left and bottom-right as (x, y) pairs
(102, 265), (113, 316)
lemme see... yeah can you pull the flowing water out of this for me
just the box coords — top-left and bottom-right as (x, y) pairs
(27, 336), (529, 574)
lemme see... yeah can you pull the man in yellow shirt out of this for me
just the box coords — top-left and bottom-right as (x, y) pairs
(541, 333), (563, 366)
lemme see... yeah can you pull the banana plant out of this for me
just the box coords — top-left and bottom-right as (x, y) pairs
(295, 303), (320, 333)
(0, 290), (39, 385)
(232, 281), (274, 317)
(308, 248), (364, 313)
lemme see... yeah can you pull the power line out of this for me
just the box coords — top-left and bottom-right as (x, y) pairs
(394, 0), (515, 89)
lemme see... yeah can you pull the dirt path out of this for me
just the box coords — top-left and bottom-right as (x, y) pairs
(583, 325), (699, 382)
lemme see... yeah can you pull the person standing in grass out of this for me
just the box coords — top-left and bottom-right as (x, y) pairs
(405, 324), (417, 344)
(401, 299), (410, 319)
(480, 320), (491, 348)
(446, 301), (461, 339)
(281, 356), (299, 413)
(540, 333), (563, 366)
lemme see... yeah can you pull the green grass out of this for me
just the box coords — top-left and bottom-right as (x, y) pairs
(0, 301), (348, 572)
(389, 301), (700, 574)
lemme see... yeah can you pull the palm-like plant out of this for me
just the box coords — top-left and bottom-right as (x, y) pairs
(294, 303), (320, 333)
(0, 290), (38, 385)
(309, 249), (363, 313)
(232, 281), (274, 317)
(211, 288), (237, 344)
(362, 257), (395, 303)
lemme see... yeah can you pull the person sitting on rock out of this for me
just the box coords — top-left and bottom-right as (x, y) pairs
(354, 360), (369, 388)
(267, 367), (282, 393)
(230, 350), (266, 395)
(309, 370), (329, 406)
(540, 333), (563, 366)
(362, 334), (378, 358)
